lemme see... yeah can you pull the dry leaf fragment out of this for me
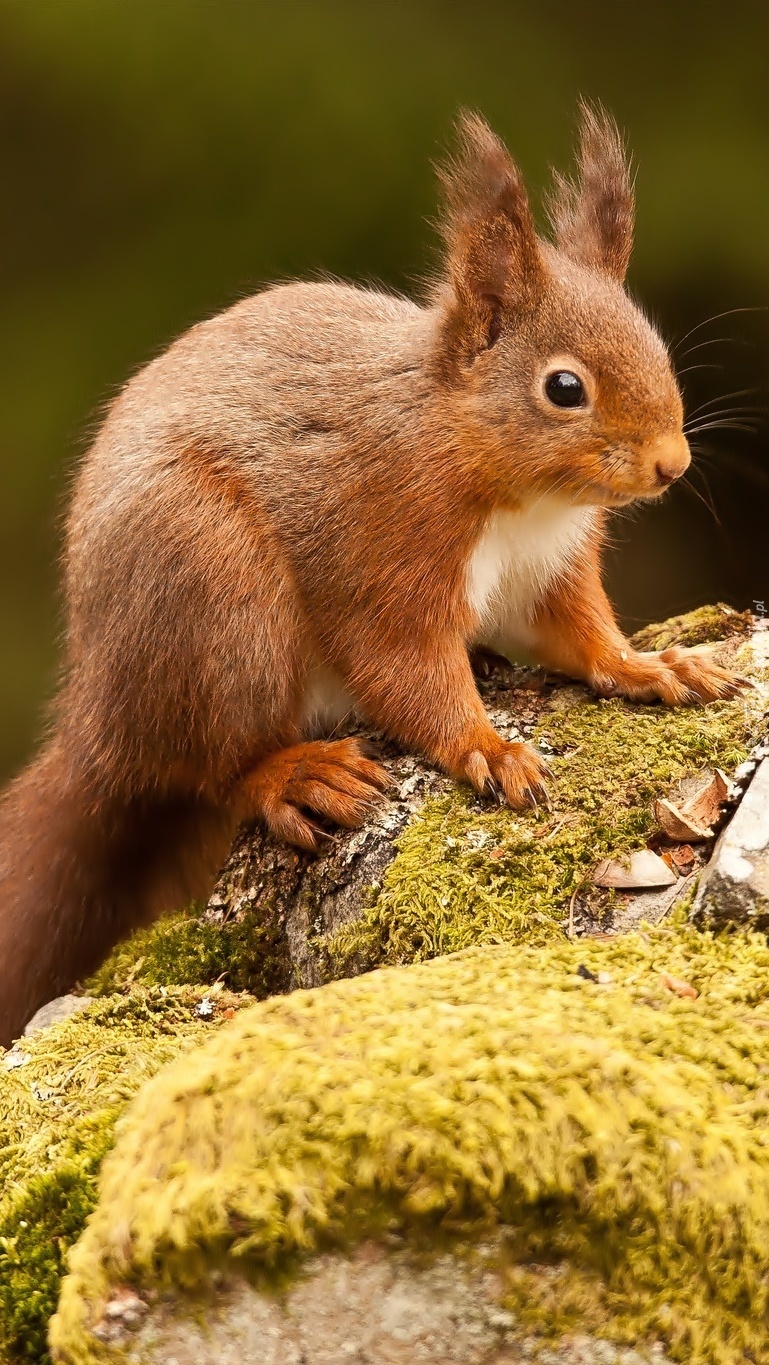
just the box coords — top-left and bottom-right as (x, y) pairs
(669, 844), (695, 874)
(593, 849), (677, 890)
(660, 972), (698, 1000)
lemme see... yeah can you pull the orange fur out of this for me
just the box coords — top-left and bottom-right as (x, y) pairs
(530, 524), (743, 703)
(0, 105), (743, 1044)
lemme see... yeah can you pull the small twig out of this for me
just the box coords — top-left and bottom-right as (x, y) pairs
(543, 814), (570, 842)
(568, 886), (578, 939)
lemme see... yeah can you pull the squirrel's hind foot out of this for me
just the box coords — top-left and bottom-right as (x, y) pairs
(238, 738), (392, 853)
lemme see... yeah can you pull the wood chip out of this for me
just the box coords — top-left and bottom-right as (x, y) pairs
(684, 770), (728, 831)
(660, 971), (698, 1000)
(653, 798), (710, 842)
(593, 849), (677, 890)
(654, 770), (729, 842)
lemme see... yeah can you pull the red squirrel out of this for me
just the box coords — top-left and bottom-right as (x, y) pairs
(0, 105), (743, 1046)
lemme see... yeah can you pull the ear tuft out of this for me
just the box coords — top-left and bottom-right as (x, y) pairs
(548, 100), (634, 282)
(436, 110), (543, 355)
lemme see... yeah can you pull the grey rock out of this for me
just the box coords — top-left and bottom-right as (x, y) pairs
(23, 993), (93, 1035)
(693, 757), (769, 930)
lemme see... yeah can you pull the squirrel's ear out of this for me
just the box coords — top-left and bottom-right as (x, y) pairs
(437, 111), (544, 359)
(548, 102), (634, 283)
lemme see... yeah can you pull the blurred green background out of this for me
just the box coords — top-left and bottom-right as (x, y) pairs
(1, 0), (767, 781)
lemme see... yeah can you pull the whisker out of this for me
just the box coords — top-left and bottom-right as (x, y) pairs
(680, 472), (721, 526)
(680, 331), (732, 352)
(678, 336), (743, 357)
(685, 417), (759, 434)
(684, 407), (767, 430)
(685, 420), (758, 436)
(672, 305), (768, 353)
(686, 443), (720, 468)
(684, 386), (763, 419)
(685, 408), (765, 425)
(677, 363), (724, 378)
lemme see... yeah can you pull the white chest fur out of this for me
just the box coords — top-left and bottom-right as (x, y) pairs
(466, 498), (594, 647)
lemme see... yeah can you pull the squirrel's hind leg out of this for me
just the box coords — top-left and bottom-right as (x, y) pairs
(235, 738), (392, 852)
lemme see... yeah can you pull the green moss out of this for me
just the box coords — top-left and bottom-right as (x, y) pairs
(328, 679), (757, 973)
(0, 987), (248, 1365)
(51, 916), (769, 1365)
(89, 900), (291, 1000)
(629, 603), (753, 652)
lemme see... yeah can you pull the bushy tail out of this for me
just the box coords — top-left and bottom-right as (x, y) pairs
(0, 737), (233, 1048)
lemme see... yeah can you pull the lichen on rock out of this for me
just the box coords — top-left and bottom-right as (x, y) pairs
(50, 915), (769, 1365)
(98, 1242), (674, 1364)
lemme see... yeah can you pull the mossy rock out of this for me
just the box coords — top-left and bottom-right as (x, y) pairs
(3, 606), (767, 1362)
(91, 608), (765, 999)
(51, 916), (769, 1364)
(0, 987), (249, 1364)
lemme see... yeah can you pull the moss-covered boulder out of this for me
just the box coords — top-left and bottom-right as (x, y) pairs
(51, 918), (769, 1365)
(1, 606), (767, 1363)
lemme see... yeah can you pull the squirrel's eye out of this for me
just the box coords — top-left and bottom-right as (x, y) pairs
(544, 370), (586, 409)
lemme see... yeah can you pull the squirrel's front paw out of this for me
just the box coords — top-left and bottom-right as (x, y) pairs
(592, 646), (749, 706)
(461, 738), (550, 809)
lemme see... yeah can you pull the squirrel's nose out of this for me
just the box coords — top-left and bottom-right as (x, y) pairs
(651, 434), (690, 489)
(655, 462), (679, 487)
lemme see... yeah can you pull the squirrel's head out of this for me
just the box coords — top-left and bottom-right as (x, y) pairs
(435, 104), (689, 508)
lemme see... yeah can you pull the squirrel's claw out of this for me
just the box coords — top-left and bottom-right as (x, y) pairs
(463, 740), (552, 811)
(483, 774), (506, 806)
